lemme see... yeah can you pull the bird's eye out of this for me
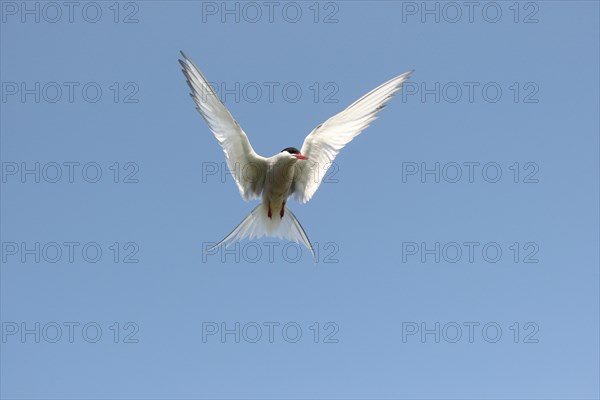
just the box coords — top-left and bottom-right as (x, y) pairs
(281, 147), (300, 154)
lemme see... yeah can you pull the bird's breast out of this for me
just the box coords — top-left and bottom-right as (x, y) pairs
(264, 159), (298, 202)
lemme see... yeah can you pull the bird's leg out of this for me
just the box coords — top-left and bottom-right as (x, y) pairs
(268, 205), (272, 219)
(280, 201), (286, 219)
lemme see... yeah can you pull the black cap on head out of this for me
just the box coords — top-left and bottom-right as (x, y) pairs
(281, 147), (301, 154)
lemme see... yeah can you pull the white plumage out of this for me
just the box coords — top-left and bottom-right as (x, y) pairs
(179, 51), (413, 260)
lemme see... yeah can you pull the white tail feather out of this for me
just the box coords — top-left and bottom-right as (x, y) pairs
(209, 203), (315, 260)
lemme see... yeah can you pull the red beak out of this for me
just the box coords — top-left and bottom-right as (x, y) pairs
(295, 154), (308, 160)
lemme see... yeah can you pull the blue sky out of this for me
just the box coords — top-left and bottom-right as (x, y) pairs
(1, 1), (599, 398)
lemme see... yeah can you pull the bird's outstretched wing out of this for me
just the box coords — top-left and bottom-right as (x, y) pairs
(292, 71), (413, 204)
(179, 51), (267, 201)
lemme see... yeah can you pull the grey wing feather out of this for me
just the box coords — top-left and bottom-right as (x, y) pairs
(293, 70), (413, 203)
(179, 51), (267, 200)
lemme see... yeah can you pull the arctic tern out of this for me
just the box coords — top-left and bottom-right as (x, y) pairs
(179, 51), (413, 260)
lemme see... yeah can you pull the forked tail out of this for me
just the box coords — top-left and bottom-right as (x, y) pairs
(208, 203), (315, 260)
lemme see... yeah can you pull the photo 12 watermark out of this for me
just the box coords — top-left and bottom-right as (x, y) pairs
(1, 161), (140, 184)
(399, 2), (540, 24)
(200, 161), (339, 186)
(201, 321), (339, 343)
(1, 1), (140, 24)
(195, 81), (339, 104)
(400, 81), (540, 104)
(401, 321), (539, 343)
(2, 321), (140, 344)
(202, 241), (339, 264)
(401, 161), (539, 184)
(199, 1), (340, 24)
(401, 241), (540, 264)
(1, 82), (140, 104)
(1, 241), (140, 264)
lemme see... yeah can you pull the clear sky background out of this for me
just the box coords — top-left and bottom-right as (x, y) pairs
(1, 1), (599, 399)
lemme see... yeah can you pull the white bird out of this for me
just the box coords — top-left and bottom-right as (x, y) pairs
(179, 51), (413, 260)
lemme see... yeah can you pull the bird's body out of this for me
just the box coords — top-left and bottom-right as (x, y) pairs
(263, 152), (297, 219)
(179, 51), (413, 260)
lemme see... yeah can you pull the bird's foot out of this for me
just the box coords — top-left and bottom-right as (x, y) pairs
(280, 202), (285, 219)
(268, 206), (272, 219)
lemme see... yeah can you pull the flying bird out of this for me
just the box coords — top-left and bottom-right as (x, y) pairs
(179, 51), (413, 260)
